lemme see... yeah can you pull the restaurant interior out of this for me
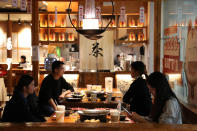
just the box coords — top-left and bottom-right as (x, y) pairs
(0, 0), (197, 130)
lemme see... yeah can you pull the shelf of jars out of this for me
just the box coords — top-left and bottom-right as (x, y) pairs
(39, 14), (78, 28)
(39, 12), (78, 45)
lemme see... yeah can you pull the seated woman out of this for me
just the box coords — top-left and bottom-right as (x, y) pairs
(123, 61), (152, 116)
(2, 75), (45, 122)
(147, 72), (182, 124)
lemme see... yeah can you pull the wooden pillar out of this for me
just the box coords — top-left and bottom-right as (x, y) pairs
(7, 14), (13, 95)
(154, 0), (161, 71)
(32, 0), (39, 87)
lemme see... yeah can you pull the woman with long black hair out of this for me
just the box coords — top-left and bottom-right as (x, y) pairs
(147, 72), (182, 124)
(2, 75), (45, 122)
(123, 61), (152, 116)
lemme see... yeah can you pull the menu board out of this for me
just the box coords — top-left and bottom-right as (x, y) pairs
(163, 26), (182, 74)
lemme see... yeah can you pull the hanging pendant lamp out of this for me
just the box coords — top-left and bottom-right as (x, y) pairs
(67, 0), (114, 40)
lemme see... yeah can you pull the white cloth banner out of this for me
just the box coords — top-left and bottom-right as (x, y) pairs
(20, 0), (26, 11)
(79, 5), (83, 22)
(12, 0), (18, 8)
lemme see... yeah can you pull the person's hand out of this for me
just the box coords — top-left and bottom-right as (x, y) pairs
(65, 90), (72, 95)
(59, 90), (72, 99)
(130, 112), (150, 123)
(59, 93), (65, 99)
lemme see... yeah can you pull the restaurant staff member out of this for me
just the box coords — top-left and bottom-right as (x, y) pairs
(19, 55), (27, 67)
(39, 61), (74, 116)
(123, 61), (152, 116)
(114, 54), (121, 67)
(2, 75), (45, 122)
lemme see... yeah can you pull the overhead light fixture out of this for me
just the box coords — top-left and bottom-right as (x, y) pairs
(67, 0), (114, 40)
(42, 1), (48, 5)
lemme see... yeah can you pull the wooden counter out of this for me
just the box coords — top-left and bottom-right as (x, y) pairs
(0, 123), (197, 131)
(39, 70), (131, 88)
(61, 101), (119, 109)
(39, 69), (79, 74)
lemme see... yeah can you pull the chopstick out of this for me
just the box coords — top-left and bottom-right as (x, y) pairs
(121, 106), (132, 117)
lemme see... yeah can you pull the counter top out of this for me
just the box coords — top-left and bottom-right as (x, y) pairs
(39, 69), (130, 74)
(39, 69), (79, 74)
(0, 123), (196, 131)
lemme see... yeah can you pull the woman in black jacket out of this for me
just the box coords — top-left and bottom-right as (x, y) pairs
(2, 75), (45, 122)
(123, 61), (152, 116)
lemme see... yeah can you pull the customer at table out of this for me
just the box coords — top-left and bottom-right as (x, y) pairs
(39, 61), (74, 116)
(147, 72), (182, 124)
(123, 61), (152, 116)
(2, 75), (45, 122)
(19, 55), (28, 67)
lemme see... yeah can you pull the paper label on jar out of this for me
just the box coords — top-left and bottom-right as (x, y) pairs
(140, 6), (145, 23)
(55, 6), (58, 23)
(96, 6), (101, 20)
(79, 5), (83, 22)
(27, 0), (32, 13)
(120, 6), (126, 22)
(20, 0), (26, 11)
(12, 0), (18, 8)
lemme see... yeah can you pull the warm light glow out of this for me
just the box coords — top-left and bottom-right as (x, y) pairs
(83, 19), (99, 29)
(0, 28), (5, 45)
(116, 74), (133, 80)
(44, 74), (79, 80)
(18, 28), (31, 47)
(63, 74), (79, 80)
(168, 74), (181, 82)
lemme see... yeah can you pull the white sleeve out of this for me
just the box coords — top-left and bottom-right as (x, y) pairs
(159, 99), (178, 124)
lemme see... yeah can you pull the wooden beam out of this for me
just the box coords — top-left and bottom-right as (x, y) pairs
(7, 14), (13, 95)
(154, 0), (161, 71)
(32, 0), (39, 87)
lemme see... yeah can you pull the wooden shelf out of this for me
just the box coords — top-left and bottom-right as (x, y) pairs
(39, 12), (140, 16)
(127, 43), (144, 48)
(39, 27), (75, 29)
(101, 13), (140, 16)
(117, 40), (147, 44)
(39, 12), (78, 15)
(39, 41), (78, 45)
(117, 26), (146, 29)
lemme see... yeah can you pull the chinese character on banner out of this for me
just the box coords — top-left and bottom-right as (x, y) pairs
(20, 0), (26, 11)
(12, 0), (18, 8)
(140, 6), (145, 23)
(27, 0), (32, 13)
(78, 5), (83, 22)
(120, 6), (126, 23)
